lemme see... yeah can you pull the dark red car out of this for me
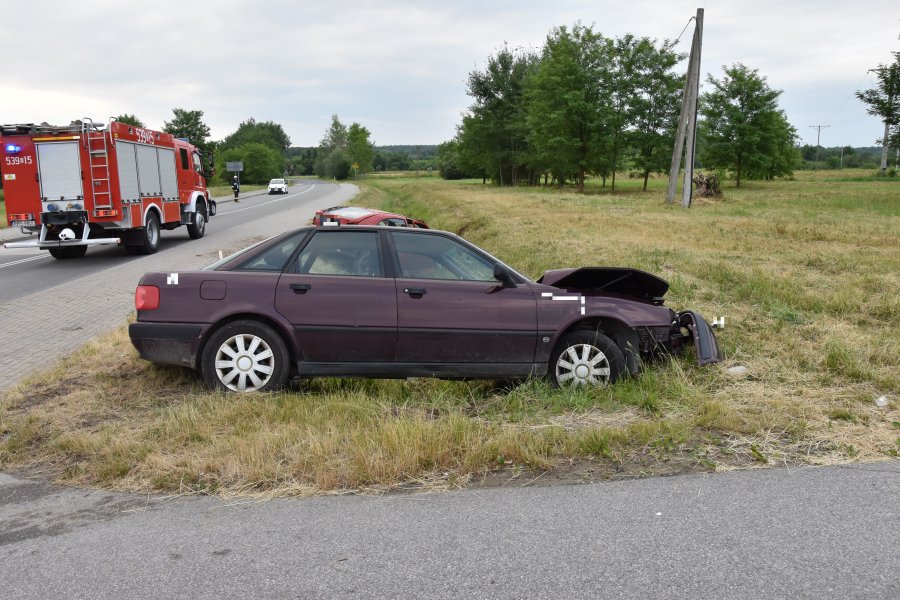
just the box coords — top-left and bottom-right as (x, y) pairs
(129, 225), (721, 392)
(311, 206), (429, 228)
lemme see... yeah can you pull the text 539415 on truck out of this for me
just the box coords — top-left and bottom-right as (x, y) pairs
(1, 118), (215, 259)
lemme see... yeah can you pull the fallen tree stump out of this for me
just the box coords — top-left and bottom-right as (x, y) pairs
(692, 172), (722, 197)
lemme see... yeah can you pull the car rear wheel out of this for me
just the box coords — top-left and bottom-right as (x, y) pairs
(201, 320), (289, 392)
(549, 330), (626, 388)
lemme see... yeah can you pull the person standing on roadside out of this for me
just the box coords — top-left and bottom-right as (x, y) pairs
(232, 175), (240, 203)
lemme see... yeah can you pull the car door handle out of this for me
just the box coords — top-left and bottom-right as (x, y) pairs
(290, 283), (311, 294)
(403, 287), (427, 298)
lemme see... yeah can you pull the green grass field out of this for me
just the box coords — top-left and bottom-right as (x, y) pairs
(1, 170), (897, 497)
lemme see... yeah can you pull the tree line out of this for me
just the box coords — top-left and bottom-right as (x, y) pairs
(114, 111), (380, 184)
(438, 22), (802, 190)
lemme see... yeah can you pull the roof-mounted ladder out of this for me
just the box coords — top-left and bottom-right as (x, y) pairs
(82, 117), (112, 209)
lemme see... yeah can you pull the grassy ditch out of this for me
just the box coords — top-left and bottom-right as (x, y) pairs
(1, 170), (898, 497)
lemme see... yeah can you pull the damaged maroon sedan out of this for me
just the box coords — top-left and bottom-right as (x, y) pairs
(129, 225), (721, 392)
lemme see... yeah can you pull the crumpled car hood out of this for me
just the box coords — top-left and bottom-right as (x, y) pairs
(537, 267), (670, 301)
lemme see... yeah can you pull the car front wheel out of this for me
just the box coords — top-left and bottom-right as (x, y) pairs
(201, 320), (289, 392)
(549, 330), (626, 388)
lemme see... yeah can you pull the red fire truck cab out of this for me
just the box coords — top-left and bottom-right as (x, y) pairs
(1, 118), (215, 259)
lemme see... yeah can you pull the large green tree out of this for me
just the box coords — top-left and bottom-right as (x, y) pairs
(625, 39), (684, 191)
(525, 23), (614, 192)
(220, 118), (291, 155)
(856, 50), (900, 174)
(698, 64), (798, 187)
(315, 115), (351, 179)
(216, 143), (283, 184)
(457, 45), (536, 185)
(346, 123), (375, 175)
(163, 108), (211, 153)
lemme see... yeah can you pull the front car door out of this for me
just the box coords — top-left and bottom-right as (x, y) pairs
(275, 229), (397, 365)
(389, 231), (537, 372)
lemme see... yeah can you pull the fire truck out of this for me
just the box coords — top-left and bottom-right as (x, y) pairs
(1, 118), (215, 259)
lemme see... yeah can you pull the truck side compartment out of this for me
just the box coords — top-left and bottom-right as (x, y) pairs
(2, 118), (214, 259)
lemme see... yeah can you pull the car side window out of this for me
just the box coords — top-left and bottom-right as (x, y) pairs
(233, 233), (307, 272)
(377, 218), (406, 227)
(295, 231), (383, 277)
(391, 232), (495, 281)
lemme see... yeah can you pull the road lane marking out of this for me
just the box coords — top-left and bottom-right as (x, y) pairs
(0, 254), (51, 269)
(224, 184), (316, 216)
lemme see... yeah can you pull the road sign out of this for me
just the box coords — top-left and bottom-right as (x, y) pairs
(226, 161), (244, 172)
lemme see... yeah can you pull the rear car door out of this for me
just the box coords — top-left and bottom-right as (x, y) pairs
(389, 231), (537, 365)
(275, 229), (397, 363)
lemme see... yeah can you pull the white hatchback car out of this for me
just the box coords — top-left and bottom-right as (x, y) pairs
(268, 178), (289, 194)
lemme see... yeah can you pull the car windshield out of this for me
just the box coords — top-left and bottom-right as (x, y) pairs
(270, 179), (285, 185)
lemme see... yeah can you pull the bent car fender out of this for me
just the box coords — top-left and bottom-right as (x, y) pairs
(678, 311), (722, 365)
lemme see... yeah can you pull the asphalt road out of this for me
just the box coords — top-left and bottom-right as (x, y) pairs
(1, 461), (897, 599)
(0, 180), (337, 305)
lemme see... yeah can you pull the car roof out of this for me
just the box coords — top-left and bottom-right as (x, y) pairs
(318, 206), (384, 220)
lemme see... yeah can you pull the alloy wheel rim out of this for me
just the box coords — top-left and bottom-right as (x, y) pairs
(555, 344), (611, 387)
(214, 333), (275, 391)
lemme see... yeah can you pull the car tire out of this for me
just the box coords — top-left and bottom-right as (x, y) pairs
(48, 246), (88, 259)
(201, 320), (290, 392)
(187, 199), (207, 240)
(549, 330), (627, 388)
(126, 211), (161, 255)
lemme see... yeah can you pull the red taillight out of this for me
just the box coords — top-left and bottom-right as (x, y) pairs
(135, 285), (159, 310)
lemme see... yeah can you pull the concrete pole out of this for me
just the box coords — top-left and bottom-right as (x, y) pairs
(665, 64), (692, 204)
(666, 10), (703, 204)
(681, 8), (703, 208)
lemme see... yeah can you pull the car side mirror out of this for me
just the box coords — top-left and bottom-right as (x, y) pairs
(493, 264), (517, 289)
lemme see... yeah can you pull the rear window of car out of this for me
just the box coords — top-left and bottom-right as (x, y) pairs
(231, 231), (309, 272)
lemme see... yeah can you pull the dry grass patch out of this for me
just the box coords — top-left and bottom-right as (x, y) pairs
(2, 171), (898, 496)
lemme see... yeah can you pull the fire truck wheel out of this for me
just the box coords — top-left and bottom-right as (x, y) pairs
(187, 200), (207, 239)
(48, 246), (88, 259)
(208, 200), (217, 216)
(201, 320), (290, 392)
(126, 212), (161, 255)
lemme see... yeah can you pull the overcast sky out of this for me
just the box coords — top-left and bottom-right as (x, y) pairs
(2, 0), (898, 148)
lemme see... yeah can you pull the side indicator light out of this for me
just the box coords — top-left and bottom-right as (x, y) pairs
(94, 209), (118, 218)
(135, 285), (160, 310)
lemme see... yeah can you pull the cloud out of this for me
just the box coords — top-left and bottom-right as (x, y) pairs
(2, 0), (897, 146)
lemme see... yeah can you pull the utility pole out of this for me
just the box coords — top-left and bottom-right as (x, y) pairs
(666, 8), (704, 207)
(809, 125), (829, 170)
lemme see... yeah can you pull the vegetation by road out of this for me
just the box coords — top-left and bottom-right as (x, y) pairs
(1, 172), (897, 497)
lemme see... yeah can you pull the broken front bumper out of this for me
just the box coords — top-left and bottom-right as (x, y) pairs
(677, 310), (722, 365)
